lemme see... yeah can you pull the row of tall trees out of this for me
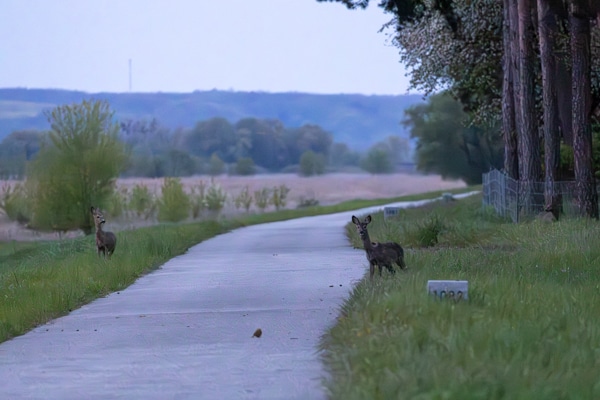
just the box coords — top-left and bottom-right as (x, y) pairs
(1, 115), (412, 179)
(120, 117), (338, 175)
(321, 0), (600, 218)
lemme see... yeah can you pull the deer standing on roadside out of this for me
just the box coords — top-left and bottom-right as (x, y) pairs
(91, 206), (117, 258)
(352, 215), (406, 280)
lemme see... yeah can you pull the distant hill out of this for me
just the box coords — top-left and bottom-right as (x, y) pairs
(0, 88), (424, 149)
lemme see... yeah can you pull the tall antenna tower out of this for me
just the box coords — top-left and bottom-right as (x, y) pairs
(128, 59), (132, 92)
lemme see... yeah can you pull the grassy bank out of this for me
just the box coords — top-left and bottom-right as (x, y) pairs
(0, 188), (468, 344)
(322, 195), (600, 399)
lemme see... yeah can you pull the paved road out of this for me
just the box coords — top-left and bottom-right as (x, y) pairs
(0, 196), (468, 400)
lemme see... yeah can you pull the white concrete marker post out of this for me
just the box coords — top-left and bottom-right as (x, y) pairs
(427, 280), (468, 301)
(384, 207), (402, 220)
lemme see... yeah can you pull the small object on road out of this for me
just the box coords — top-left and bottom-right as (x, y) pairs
(252, 328), (262, 338)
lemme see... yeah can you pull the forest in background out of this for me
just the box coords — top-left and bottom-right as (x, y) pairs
(0, 88), (423, 149)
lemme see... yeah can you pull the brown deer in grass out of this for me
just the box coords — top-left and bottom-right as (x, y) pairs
(91, 206), (116, 258)
(352, 215), (406, 279)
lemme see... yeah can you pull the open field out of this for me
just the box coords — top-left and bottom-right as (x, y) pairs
(117, 172), (465, 207)
(0, 172), (465, 241)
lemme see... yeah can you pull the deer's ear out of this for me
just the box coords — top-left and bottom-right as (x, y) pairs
(91, 206), (95, 213)
(365, 215), (372, 223)
(352, 216), (359, 224)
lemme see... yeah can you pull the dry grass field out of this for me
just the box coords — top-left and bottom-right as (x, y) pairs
(0, 173), (465, 241)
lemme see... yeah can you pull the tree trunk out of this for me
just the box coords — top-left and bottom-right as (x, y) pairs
(517, 0), (543, 216)
(570, 0), (598, 218)
(502, 0), (519, 180)
(537, 0), (562, 215)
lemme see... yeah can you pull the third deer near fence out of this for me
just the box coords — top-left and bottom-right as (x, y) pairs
(352, 215), (406, 280)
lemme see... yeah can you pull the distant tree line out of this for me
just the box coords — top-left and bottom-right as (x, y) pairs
(0, 114), (412, 179)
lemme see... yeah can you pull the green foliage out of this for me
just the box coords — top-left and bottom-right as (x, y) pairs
(392, 0), (504, 127)
(253, 187), (271, 211)
(234, 186), (253, 213)
(0, 182), (31, 224)
(299, 150), (326, 176)
(107, 187), (128, 219)
(270, 184), (291, 211)
(296, 195), (320, 208)
(204, 180), (227, 216)
(360, 147), (393, 174)
(27, 100), (128, 234)
(0, 130), (43, 179)
(157, 177), (190, 222)
(1, 89), (425, 154)
(233, 157), (256, 176)
(403, 213), (446, 247)
(404, 92), (503, 184)
(285, 124), (333, 164)
(329, 142), (360, 167)
(207, 153), (225, 176)
(129, 183), (156, 220)
(165, 148), (198, 177)
(186, 117), (237, 162)
(235, 118), (289, 171)
(189, 181), (207, 219)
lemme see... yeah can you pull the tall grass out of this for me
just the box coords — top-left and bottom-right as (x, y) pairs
(323, 195), (600, 399)
(0, 188), (472, 344)
(0, 221), (227, 342)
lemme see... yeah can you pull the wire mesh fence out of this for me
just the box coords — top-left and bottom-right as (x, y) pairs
(482, 169), (580, 222)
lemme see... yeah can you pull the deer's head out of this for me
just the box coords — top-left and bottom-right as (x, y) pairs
(91, 206), (106, 227)
(352, 215), (372, 240)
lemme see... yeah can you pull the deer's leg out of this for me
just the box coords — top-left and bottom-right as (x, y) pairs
(369, 263), (375, 280)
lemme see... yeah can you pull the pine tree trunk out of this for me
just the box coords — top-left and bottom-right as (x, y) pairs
(517, 0), (543, 217)
(570, 0), (598, 219)
(502, 0), (519, 180)
(537, 0), (562, 215)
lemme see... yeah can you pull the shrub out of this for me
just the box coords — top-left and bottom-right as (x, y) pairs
(28, 100), (128, 234)
(297, 196), (320, 208)
(360, 148), (393, 174)
(404, 213), (446, 247)
(208, 153), (225, 176)
(157, 178), (190, 222)
(0, 182), (31, 224)
(270, 184), (291, 211)
(299, 150), (326, 176)
(129, 184), (156, 220)
(254, 188), (271, 212)
(234, 186), (253, 213)
(233, 157), (256, 176)
(189, 181), (207, 219)
(107, 187), (128, 219)
(204, 180), (227, 217)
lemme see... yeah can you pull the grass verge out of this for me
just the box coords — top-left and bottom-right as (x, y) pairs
(323, 194), (600, 399)
(0, 187), (472, 344)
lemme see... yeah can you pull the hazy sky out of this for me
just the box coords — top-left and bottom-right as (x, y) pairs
(1, 1), (413, 95)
